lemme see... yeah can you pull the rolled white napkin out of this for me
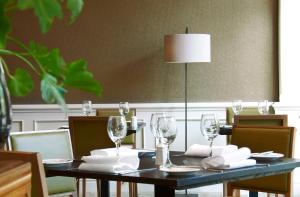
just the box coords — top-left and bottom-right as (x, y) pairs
(90, 147), (138, 157)
(79, 148), (140, 173)
(200, 147), (256, 169)
(185, 144), (238, 157)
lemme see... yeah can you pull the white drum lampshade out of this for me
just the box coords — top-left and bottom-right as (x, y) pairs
(164, 34), (211, 63)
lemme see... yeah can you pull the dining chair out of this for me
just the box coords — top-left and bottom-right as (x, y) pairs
(225, 108), (288, 196)
(68, 116), (117, 197)
(96, 108), (138, 197)
(0, 150), (49, 197)
(227, 125), (295, 197)
(9, 129), (76, 197)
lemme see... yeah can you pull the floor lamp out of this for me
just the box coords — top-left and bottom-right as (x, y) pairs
(164, 28), (211, 151)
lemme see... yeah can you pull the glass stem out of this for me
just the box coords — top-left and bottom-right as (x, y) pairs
(165, 144), (172, 167)
(155, 137), (161, 146)
(115, 140), (120, 156)
(209, 140), (213, 157)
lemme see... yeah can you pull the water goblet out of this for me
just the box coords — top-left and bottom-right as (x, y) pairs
(82, 100), (92, 116)
(258, 100), (269, 115)
(107, 116), (127, 156)
(232, 100), (243, 115)
(150, 112), (166, 145)
(158, 116), (177, 168)
(200, 114), (220, 157)
(119, 102), (129, 116)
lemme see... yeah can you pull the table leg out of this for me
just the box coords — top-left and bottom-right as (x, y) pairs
(101, 180), (110, 197)
(249, 191), (258, 197)
(154, 185), (175, 197)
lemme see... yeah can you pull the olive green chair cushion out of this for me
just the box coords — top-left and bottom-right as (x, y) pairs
(9, 130), (76, 196)
(68, 116), (115, 160)
(96, 108), (136, 145)
(230, 126), (294, 193)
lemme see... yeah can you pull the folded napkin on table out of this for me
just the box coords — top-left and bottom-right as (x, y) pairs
(90, 147), (138, 156)
(200, 147), (256, 169)
(78, 147), (140, 173)
(185, 144), (238, 157)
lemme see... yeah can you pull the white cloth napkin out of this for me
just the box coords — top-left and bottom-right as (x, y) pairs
(90, 147), (138, 157)
(185, 144), (238, 157)
(78, 148), (140, 173)
(200, 147), (256, 169)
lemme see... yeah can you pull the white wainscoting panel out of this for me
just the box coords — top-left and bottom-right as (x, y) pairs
(11, 102), (300, 195)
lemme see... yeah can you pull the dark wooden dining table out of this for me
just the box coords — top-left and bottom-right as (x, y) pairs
(45, 152), (300, 197)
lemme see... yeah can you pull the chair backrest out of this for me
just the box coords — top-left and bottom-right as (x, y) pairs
(230, 126), (295, 193)
(68, 116), (115, 160)
(234, 115), (288, 126)
(9, 130), (75, 196)
(96, 108), (136, 145)
(0, 150), (48, 197)
(226, 106), (275, 125)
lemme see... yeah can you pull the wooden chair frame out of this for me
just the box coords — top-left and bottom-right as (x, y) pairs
(227, 125), (295, 197)
(0, 150), (48, 197)
(234, 115), (288, 126)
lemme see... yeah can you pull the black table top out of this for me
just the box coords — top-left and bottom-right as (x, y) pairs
(45, 152), (300, 190)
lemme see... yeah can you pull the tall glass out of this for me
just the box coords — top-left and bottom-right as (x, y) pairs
(150, 112), (166, 145)
(258, 100), (269, 115)
(158, 116), (177, 168)
(119, 102), (129, 116)
(82, 100), (92, 116)
(200, 114), (220, 157)
(107, 116), (127, 156)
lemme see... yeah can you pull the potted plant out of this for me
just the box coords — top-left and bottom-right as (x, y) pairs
(0, 0), (101, 148)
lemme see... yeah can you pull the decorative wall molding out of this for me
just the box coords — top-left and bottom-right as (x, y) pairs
(10, 102), (300, 193)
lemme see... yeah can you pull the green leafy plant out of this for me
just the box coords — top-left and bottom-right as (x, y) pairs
(0, 0), (102, 111)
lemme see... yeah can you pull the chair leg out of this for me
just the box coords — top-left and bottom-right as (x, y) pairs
(129, 182), (138, 197)
(96, 179), (101, 197)
(129, 182), (133, 197)
(82, 178), (86, 197)
(226, 183), (234, 197)
(133, 183), (138, 197)
(234, 189), (240, 197)
(116, 181), (122, 197)
(284, 192), (291, 197)
(76, 178), (80, 197)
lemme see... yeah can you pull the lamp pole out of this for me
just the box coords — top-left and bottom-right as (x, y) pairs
(185, 27), (188, 151)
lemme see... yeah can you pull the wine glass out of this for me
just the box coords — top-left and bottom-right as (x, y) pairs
(200, 114), (220, 157)
(158, 116), (177, 168)
(82, 100), (92, 116)
(119, 102), (129, 116)
(107, 116), (127, 156)
(232, 100), (243, 115)
(150, 112), (166, 145)
(258, 100), (269, 115)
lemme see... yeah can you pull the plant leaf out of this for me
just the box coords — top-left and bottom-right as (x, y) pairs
(41, 73), (67, 110)
(67, 0), (84, 23)
(17, 0), (33, 9)
(28, 41), (64, 78)
(64, 59), (102, 96)
(18, 0), (63, 33)
(0, 1), (11, 48)
(7, 68), (34, 96)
